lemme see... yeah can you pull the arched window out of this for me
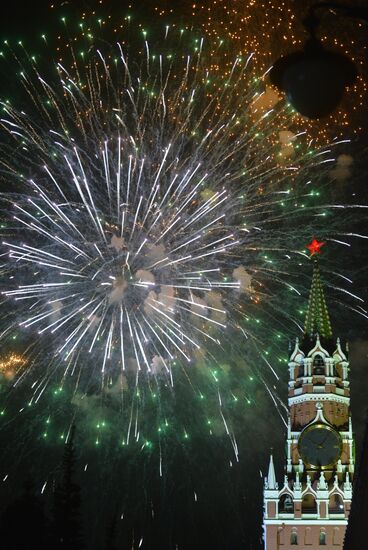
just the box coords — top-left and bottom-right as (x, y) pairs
(304, 527), (312, 545)
(277, 526), (285, 545)
(313, 354), (325, 375)
(319, 529), (326, 545)
(329, 493), (344, 514)
(290, 529), (298, 545)
(279, 493), (294, 513)
(302, 493), (317, 514)
(333, 527), (341, 545)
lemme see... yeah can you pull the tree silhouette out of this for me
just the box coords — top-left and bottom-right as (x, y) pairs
(52, 425), (84, 549)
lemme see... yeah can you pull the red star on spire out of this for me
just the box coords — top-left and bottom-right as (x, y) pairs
(306, 238), (325, 256)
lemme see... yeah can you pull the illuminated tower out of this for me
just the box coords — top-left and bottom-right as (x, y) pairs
(263, 244), (354, 549)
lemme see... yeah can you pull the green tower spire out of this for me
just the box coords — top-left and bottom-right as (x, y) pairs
(304, 259), (333, 339)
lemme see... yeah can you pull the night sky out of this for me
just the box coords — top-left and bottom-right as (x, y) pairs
(0, 2), (367, 549)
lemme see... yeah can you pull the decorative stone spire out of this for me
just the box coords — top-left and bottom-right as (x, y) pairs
(294, 471), (301, 491)
(290, 336), (305, 363)
(304, 259), (333, 339)
(318, 471), (328, 490)
(266, 453), (277, 490)
(343, 472), (352, 493)
(333, 474), (339, 489)
(334, 336), (348, 361)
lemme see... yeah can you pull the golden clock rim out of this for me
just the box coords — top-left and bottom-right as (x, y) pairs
(297, 423), (343, 471)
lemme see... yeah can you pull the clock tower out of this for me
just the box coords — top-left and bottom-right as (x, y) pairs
(263, 254), (354, 549)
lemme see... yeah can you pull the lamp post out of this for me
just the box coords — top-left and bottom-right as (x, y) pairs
(269, 2), (368, 119)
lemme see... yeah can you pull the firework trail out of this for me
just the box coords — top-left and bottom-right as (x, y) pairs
(0, 24), (365, 449)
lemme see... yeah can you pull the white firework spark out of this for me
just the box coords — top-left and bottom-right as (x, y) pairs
(0, 28), (362, 412)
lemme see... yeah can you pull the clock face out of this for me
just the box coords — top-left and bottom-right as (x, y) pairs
(298, 424), (342, 469)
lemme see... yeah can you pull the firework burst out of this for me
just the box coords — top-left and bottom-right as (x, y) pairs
(0, 23), (364, 448)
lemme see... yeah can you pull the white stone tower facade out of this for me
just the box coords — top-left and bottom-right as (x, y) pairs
(263, 257), (354, 549)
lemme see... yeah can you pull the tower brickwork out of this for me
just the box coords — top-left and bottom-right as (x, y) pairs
(263, 259), (354, 549)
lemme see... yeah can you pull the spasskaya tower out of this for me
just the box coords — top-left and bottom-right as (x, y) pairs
(263, 241), (354, 549)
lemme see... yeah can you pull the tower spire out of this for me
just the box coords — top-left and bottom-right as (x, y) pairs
(304, 257), (333, 339)
(266, 453), (277, 490)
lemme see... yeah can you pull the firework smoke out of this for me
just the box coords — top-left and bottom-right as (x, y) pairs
(0, 26), (364, 448)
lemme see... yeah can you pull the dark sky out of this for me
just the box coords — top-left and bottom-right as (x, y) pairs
(0, 2), (367, 550)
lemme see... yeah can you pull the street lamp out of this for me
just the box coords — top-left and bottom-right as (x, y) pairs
(269, 2), (368, 119)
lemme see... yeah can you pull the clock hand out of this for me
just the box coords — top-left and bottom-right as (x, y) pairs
(314, 433), (329, 448)
(318, 435), (330, 449)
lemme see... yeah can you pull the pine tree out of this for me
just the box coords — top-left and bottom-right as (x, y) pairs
(52, 425), (84, 549)
(104, 509), (119, 550)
